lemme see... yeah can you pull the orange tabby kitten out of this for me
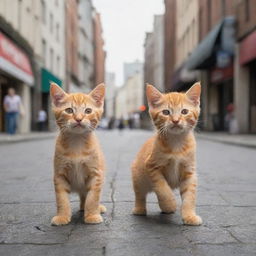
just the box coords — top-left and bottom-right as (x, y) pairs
(50, 83), (106, 225)
(132, 82), (202, 225)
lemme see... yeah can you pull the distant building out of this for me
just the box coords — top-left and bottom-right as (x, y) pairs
(164, 0), (176, 91)
(123, 60), (143, 82)
(105, 72), (116, 118)
(93, 12), (105, 87)
(144, 32), (154, 88)
(65, 0), (79, 93)
(78, 0), (94, 93)
(115, 73), (143, 119)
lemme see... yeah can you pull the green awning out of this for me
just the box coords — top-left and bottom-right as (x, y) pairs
(41, 68), (62, 92)
(186, 16), (235, 70)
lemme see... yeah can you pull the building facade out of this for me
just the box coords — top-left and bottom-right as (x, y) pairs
(234, 0), (256, 133)
(164, 0), (176, 91)
(78, 0), (94, 93)
(115, 73), (143, 119)
(0, 0), (39, 133)
(65, 0), (79, 93)
(105, 72), (116, 118)
(123, 60), (143, 82)
(40, 0), (66, 130)
(93, 12), (105, 87)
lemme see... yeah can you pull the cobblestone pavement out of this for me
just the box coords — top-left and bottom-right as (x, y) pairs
(0, 130), (255, 256)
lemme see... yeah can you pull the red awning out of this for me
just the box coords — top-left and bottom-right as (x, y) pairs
(0, 32), (34, 85)
(240, 30), (256, 66)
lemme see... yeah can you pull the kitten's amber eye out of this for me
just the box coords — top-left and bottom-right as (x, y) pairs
(162, 109), (170, 115)
(85, 108), (92, 114)
(181, 109), (189, 115)
(65, 108), (73, 114)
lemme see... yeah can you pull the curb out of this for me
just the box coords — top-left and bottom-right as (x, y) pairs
(0, 133), (56, 145)
(196, 134), (256, 149)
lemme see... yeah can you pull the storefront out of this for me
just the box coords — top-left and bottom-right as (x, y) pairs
(185, 17), (236, 131)
(239, 30), (256, 133)
(41, 68), (62, 130)
(0, 31), (34, 133)
(209, 65), (234, 131)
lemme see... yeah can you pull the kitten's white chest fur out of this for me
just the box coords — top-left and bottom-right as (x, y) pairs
(163, 157), (181, 189)
(68, 157), (90, 193)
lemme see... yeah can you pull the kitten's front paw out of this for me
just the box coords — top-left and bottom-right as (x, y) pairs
(183, 215), (202, 226)
(51, 215), (71, 226)
(99, 204), (107, 214)
(84, 214), (103, 224)
(132, 207), (147, 216)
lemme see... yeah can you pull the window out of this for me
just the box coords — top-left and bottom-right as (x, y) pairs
(56, 23), (59, 41)
(41, 0), (46, 24)
(50, 48), (54, 71)
(42, 39), (46, 65)
(50, 13), (53, 33)
(56, 56), (60, 76)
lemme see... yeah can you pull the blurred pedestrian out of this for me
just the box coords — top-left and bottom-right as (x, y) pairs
(3, 88), (24, 135)
(37, 109), (47, 131)
(118, 117), (125, 133)
(225, 103), (238, 134)
(108, 117), (115, 129)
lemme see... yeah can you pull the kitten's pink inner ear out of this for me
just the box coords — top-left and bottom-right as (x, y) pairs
(186, 82), (201, 106)
(90, 83), (105, 106)
(50, 83), (67, 107)
(146, 84), (162, 107)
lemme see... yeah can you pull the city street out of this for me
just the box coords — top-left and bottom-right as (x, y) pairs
(0, 130), (256, 256)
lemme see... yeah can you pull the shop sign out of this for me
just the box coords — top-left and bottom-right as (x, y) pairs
(0, 32), (34, 85)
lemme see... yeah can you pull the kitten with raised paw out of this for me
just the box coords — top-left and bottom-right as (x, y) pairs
(132, 82), (202, 226)
(50, 83), (106, 226)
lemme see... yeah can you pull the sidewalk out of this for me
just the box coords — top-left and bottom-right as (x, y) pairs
(197, 131), (256, 149)
(0, 132), (56, 144)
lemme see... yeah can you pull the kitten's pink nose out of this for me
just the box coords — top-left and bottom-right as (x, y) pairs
(75, 118), (82, 123)
(172, 119), (180, 124)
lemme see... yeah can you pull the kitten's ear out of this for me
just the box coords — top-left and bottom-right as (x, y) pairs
(146, 84), (163, 108)
(186, 82), (201, 106)
(89, 83), (105, 106)
(50, 83), (67, 107)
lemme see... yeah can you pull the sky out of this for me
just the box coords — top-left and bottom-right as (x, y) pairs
(92, 0), (164, 86)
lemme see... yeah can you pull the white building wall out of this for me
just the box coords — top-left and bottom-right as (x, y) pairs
(41, 0), (65, 82)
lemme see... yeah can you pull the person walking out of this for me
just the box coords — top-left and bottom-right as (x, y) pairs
(3, 88), (23, 135)
(37, 109), (47, 131)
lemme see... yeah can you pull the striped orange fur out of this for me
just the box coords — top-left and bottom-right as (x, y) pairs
(50, 83), (106, 225)
(131, 82), (202, 225)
